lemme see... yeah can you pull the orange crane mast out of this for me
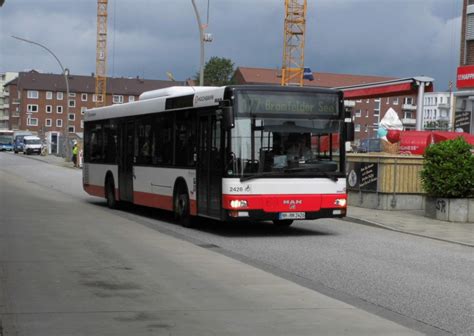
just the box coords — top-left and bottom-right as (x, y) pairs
(281, 0), (307, 86)
(95, 0), (108, 106)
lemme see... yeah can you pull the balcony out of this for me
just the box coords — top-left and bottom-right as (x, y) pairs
(0, 115), (9, 121)
(402, 104), (417, 111)
(438, 103), (450, 110)
(402, 118), (416, 125)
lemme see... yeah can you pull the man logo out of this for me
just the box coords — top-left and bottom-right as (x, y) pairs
(283, 200), (303, 205)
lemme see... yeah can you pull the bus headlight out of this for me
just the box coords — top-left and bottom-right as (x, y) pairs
(230, 200), (248, 208)
(334, 198), (347, 207)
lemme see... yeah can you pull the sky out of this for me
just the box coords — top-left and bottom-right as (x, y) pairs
(0, 0), (463, 91)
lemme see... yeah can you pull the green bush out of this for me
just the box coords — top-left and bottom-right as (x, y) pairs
(420, 137), (474, 198)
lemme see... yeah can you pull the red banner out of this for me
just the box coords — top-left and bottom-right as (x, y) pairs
(456, 65), (474, 89)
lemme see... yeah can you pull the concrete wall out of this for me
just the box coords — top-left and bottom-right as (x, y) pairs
(425, 197), (474, 223)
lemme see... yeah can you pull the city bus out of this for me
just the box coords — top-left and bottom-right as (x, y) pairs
(0, 130), (14, 151)
(83, 85), (354, 227)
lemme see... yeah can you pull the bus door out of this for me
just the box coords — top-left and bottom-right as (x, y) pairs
(119, 121), (135, 202)
(197, 114), (222, 218)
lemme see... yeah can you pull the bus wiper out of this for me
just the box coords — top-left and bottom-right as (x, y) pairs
(284, 167), (339, 182)
(240, 171), (283, 182)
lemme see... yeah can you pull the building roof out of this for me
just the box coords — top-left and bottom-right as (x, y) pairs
(235, 67), (397, 88)
(6, 70), (185, 95)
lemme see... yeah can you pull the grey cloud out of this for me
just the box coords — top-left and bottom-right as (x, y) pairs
(0, 0), (463, 90)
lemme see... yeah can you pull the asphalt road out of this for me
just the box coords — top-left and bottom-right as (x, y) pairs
(1, 153), (472, 335)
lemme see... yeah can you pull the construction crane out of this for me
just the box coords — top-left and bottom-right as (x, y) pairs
(95, 0), (108, 107)
(281, 0), (307, 86)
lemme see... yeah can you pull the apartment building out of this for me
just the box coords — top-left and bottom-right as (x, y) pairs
(423, 92), (453, 130)
(4, 70), (184, 137)
(0, 72), (18, 129)
(455, 0), (474, 133)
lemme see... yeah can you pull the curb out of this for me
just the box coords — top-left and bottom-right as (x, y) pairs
(344, 216), (474, 248)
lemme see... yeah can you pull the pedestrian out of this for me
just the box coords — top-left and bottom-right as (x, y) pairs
(72, 142), (78, 167)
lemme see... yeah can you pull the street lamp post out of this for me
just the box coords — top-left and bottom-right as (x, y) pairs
(11, 35), (71, 160)
(191, 0), (212, 86)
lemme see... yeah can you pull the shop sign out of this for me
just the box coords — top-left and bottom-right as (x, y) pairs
(456, 65), (474, 89)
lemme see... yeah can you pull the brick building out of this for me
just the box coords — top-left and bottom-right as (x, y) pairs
(454, 0), (474, 133)
(234, 67), (418, 145)
(5, 70), (184, 137)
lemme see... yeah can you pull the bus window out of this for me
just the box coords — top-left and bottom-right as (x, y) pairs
(103, 120), (118, 164)
(136, 117), (153, 165)
(175, 110), (196, 167)
(154, 115), (173, 165)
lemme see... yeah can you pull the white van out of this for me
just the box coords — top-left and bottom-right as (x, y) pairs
(23, 135), (42, 155)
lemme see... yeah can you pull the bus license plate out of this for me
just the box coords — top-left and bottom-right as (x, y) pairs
(279, 212), (305, 220)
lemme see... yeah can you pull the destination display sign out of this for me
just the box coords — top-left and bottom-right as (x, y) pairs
(236, 91), (339, 116)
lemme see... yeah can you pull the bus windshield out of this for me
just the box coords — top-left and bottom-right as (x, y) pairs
(0, 135), (13, 145)
(228, 116), (343, 178)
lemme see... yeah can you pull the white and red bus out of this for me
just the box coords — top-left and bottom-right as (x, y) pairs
(83, 85), (354, 227)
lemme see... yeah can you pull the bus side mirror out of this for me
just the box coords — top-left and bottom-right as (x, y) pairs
(222, 106), (235, 129)
(345, 122), (355, 142)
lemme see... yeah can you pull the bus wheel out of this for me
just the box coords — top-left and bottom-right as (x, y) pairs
(105, 177), (118, 209)
(273, 219), (294, 227)
(174, 185), (192, 227)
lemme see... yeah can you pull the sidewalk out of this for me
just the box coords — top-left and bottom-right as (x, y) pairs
(347, 206), (473, 247)
(33, 154), (473, 247)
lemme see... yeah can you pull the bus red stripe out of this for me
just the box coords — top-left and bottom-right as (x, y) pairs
(84, 184), (105, 198)
(222, 194), (346, 212)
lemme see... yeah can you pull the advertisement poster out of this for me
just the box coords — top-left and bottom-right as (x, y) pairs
(454, 111), (472, 133)
(347, 162), (378, 191)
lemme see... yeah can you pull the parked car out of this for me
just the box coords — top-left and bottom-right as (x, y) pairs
(23, 135), (42, 155)
(355, 138), (381, 153)
(13, 131), (33, 154)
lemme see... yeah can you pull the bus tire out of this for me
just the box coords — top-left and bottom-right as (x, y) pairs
(273, 219), (294, 227)
(174, 183), (192, 227)
(105, 176), (118, 209)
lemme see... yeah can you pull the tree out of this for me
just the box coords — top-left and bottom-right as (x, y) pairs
(196, 56), (235, 86)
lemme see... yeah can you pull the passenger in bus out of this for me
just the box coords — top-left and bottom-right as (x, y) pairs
(285, 134), (312, 161)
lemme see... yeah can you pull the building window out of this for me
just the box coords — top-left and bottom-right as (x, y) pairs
(69, 99), (76, 108)
(57, 92), (64, 100)
(92, 94), (103, 103)
(374, 110), (379, 117)
(68, 113), (75, 121)
(56, 106), (63, 114)
(404, 111), (413, 119)
(374, 98), (381, 109)
(68, 92), (76, 98)
(27, 118), (38, 126)
(386, 98), (390, 104)
(366, 110), (369, 117)
(68, 126), (75, 133)
(27, 90), (39, 99)
(355, 124), (360, 132)
(355, 109), (362, 117)
(46, 105), (52, 113)
(356, 99), (362, 103)
(56, 119), (63, 127)
(27, 104), (38, 113)
(45, 119), (52, 127)
(80, 120), (84, 129)
(393, 97), (399, 105)
(404, 97), (413, 105)
(81, 93), (88, 101)
(113, 95), (124, 104)
(81, 107), (87, 115)
(129, 95), (135, 102)
(46, 91), (53, 100)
